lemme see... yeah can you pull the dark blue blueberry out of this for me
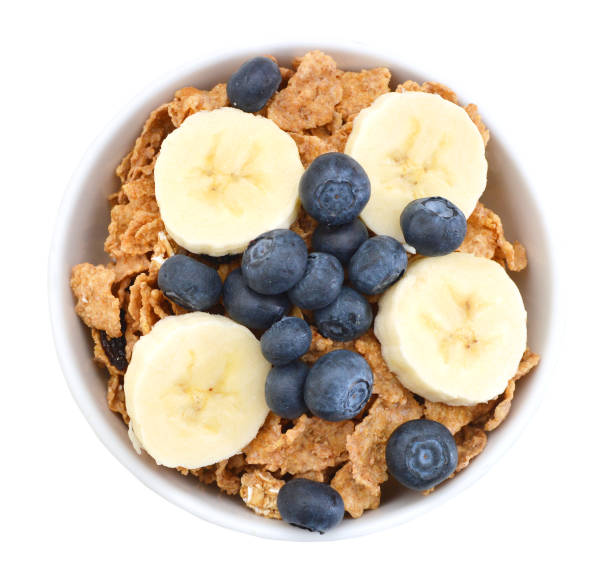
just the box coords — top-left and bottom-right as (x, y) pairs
(348, 236), (408, 295)
(277, 478), (344, 533)
(313, 287), (372, 342)
(288, 252), (344, 310)
(157, 254), (222, 311)
(299, 153), (371, 226)
(222, 269), (290, 330)
(242, 229), (308, 295)
(265, 360), (309, 419)
(304, 350), (373, 421)
(260, 317), (312, 365)
(312, 219), (369, 265)
(400, 197), (467, 256)
(386, 419), (458, 491)
(227, 57), (282, 113)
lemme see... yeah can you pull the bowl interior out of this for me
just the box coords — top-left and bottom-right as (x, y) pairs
(49, 43), (555, 541)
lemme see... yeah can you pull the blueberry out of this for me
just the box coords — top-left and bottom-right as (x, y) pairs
(304, 350), (373, 421)
(312, 219), (369, 265)
(299, 153), (371, 226)
(265, 360), (309, 418)
(288, 252), (344, 310)
(242, 229), (308, 295)
(157, 254), (222, 311)
(313, 287), (372, 342)
(277, 478), (344, 533)
(260, 317), (312, 365)
(222, 269), (290, 330)
(348, 236), (408, 295)
(226, 56), (282, 113)
(400, 197), (467, 256)
(386, 419), (458, 491)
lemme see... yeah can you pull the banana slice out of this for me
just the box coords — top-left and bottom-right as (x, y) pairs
(374, 253), (526, 405)
(154, 108), (304, 256)
(345, 92), (487, 241)
(124, 313), (270, 469)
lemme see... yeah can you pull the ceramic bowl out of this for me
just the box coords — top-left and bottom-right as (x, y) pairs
(49, 42), (559, 541)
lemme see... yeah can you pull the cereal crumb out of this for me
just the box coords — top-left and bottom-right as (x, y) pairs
(106, 374), (129, 424)
(331, 463), (379, 518)
(290, 207), (318, 247)
(122, 104), (175, 182)
(460, 203), (528, 271)
(454, 426), (487, 473)
(464, 103), (490, 146)
(168, 84), (229, 127)
(213, 457), (243, 495)
(244, 413), (354, 475)
(268, 51), (342, 132)
(355, 332), (410, 405)
(337, 67), (391, 121)
(70, 263), (121, 337)
(240, 469), (284, 519)
(111, 254), (149, 283)
(485, 348), (540, 431)
(424, 400), (494, 435)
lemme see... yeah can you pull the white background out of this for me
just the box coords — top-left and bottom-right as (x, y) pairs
(3, 1), (611, 585)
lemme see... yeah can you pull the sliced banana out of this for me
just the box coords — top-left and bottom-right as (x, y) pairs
(345, 92), (487, 242)
(374, 253), (526, 405)
(154, 107), (304, 256)
(124, 313), (270, 469)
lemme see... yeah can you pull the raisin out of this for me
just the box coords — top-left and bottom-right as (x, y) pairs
(100, 310), (128, 371)
(100, 330), (128, 371)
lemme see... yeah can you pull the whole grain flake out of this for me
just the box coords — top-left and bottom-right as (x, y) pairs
(268, 51), (343, 132)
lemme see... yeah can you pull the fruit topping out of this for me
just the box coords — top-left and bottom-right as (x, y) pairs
(313, 286), (372, 342)
(227, 56), (282, 113)
(260, 317), (312, 365)
(304, 349), (373, 421)
(288, 252), (344, 310)
(348, 235), (408, 295)
(157, 254), (222, 311)
(345, 92), (487, 242)
(299, 152), (370, 226)
(277, 478), (345, 533)
(385, 419), (458, 491)
(242, 229), (308, 295)
(265, 360), (309, 419)
(222, 269), (290, 330)
(312, 218), (369, 265)
(400, 196), (467, 256)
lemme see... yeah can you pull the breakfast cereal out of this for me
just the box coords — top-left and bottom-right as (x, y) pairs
(69, 50), (539, 523)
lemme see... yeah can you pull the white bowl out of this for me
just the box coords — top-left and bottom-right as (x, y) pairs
(49, 42), (559, 541)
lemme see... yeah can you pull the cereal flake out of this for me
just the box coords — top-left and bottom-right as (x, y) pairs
(337, 67), (391, 121)
(460, 203), (527, 271)
(70, 263), (121, 337)
(244, 413), (354, 475)
(485, 348), (540, 431)
(240, 469), (284, 519)
(331, 463), (379, 518)
(268, 51), (342, 132)
(168, 84), (229, 127)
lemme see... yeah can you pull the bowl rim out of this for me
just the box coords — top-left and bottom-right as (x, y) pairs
(49, 40), (562, 541)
